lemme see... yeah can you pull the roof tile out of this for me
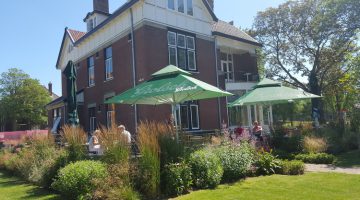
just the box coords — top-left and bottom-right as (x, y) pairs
(67, 29), (86, 43)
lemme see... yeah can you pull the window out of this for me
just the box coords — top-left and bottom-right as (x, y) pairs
(87, 19), (94, 32)
(167, 31), (196, 71)
(176, 101), (200, 130)
(177, 0), (184, 13)
(221, 53), (234, 82)
(187, 0), (193, 15)
(105, 97), (115, 128)
(168, 0), (175, 10)
(89, 107), (97, 134)
(88, 56), (95, 86)
(105, 47), (113, 80)
(168, 0), (193, 16)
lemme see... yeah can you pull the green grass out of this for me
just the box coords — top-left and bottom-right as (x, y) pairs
(174, 173), (360, 200)
(0, 171), (60, 200)
(335, 150), (360, 168)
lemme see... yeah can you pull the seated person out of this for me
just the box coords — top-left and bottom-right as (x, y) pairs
(118, 125), (131, 144)
(252, 121), (263, 140)
(234, 126), (244, 138)
(88, 130), (102, 155)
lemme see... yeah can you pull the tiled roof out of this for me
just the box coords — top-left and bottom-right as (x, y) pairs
(212, 20), (261, 46)
(67, 29), (86, 43)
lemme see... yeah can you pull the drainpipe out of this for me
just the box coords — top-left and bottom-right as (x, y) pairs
(130, 8), (138, 130)
(214, 37), (222, 128)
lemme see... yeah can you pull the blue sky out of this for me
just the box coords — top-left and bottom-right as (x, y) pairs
(0, 0), (286, 96)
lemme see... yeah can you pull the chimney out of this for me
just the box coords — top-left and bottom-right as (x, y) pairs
(93, 0), (109, 14)
(229, 21), (234, 25)
(207, 0), (214, 11)
(48, 82), (53, 95)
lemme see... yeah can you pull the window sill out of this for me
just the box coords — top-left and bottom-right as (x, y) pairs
(104, 78), (114, 83)
(87, 85), (95, 89)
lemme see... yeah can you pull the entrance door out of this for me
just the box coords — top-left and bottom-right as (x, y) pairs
(221, 60), (234, 82)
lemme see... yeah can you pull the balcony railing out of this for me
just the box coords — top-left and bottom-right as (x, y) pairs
(222, 72), (259, 83)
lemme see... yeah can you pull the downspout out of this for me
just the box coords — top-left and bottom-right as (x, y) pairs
(130, 8), (138, 130)
(214, 36), (222, 128)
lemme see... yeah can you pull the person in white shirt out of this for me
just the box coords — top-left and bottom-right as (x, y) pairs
(118, 125), (131, 144)
(88, 129), (102, 155)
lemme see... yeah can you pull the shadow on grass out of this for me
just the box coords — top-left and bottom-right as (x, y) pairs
(0, 170), (61, 200)
(335, 150), (360, 168)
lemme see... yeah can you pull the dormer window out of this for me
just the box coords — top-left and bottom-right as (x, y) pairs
(168, 0), (193, 16)
(87, 19), (94, 32)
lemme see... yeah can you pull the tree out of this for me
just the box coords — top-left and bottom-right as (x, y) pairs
(0, 68), (51, 130)
(253, 0), (360, 121)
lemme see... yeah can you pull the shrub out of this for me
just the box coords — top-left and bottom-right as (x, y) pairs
(162, 162), (192, 196)
(159, 134), (185, 168)
(279, 160), (305, 175)
(303, 136), (327, 153)
(134, 121), (164, 199)
(255, 149), (281, 175)
(60, 125), (88, 162)
(189, 149), (223, 189)
(98, 125), (130, 165)
(93, 164), (140, 200)
(272, 129), (303, 153)
(0, 150), (14, 170)
(213, 142), (255, 182)
(52, 160), (108, 199)
(294, 153), (335, 164)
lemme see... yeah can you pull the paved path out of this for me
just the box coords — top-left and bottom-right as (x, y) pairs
(306, 164), (360, 174)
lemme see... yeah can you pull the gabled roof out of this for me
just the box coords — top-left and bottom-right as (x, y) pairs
(67, 29), (86, 43)
(83, 10), (111, 22)
(212, 20), (262, 47)
(202, 0), (218, 21)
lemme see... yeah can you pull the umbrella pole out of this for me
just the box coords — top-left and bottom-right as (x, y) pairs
(172, 104), (179, 142)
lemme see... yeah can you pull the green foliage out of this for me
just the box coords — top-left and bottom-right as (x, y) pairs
(0, 68), (51, 130)
(189, 149), (223, 189)
(272, 129), (303, 153)
(93, 164), (140, 200)
(253, 0), (360, 118)
(255, 150), (281, 175)
(213, 142), (255, 182)
(159, 134), (185, 168)
(52, 160), (108, 200)
(302, 136), (328, 153)
(162, 162), (192, 196)
(60, 125), (88, 162)
(294, 153), (335, 164)
(279, 160), (305, 175)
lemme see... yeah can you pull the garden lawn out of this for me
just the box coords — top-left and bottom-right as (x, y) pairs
(0, 171), (60, 200)
(174, 173), (360, 200)
(335, 150), (360, 168)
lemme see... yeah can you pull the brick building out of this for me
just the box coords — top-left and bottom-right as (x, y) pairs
(47, 0), (261, 134)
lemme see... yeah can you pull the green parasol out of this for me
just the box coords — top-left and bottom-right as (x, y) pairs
(228, 78), (321, 107)
(63, 60), (79, 126)
(106, 65), (233, 140)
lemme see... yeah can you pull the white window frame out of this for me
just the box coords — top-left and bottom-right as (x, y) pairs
(190, 104), (200, 129)
(168, 31), (196, 71)
(88, 57), (95, 86)
(221, 53), (234, 82)
(105, 47), (113, 80)
(106, 111), (114, 128)
(187, 0), (193, 16)
(168, 0), (175, 10)
(168, 0), (193, 16)
(168, 31), (178, 66)
(89, 117), (96, 134)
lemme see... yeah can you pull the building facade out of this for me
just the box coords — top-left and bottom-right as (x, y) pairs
(47, 0), (261, 134)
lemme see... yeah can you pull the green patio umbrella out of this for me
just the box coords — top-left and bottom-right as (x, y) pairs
(228, 78), (321, 107)
(63, 60), (79, 126)
(106, 65), (233, 140)
(228, 78), (320, 127)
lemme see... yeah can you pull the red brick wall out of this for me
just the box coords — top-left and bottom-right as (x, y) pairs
(59, 24), (227, 133)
